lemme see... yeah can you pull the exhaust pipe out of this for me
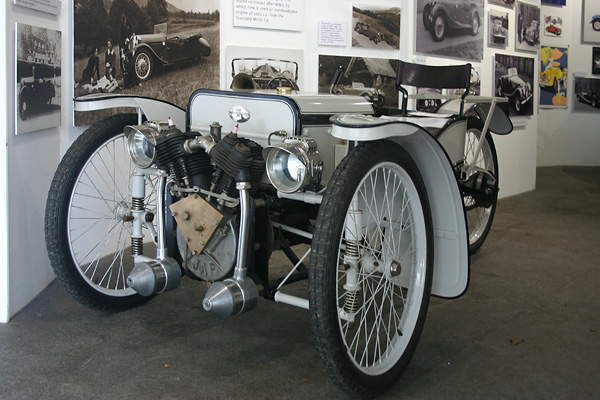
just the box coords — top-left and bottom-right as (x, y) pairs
(202, 181), (259, 317)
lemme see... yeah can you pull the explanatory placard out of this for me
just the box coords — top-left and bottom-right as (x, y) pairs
(318, 21), (346, 46)
(234, 0), (304, 32)
(13, 0), (61, 15)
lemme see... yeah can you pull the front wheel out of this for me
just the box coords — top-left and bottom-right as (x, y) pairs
(19, 91), (29, 120)
(432, 12), (446, 41)
(422, 5), (432, 30)
(45, 113), (156, 311)
(133, 49), (154, 82)
(463, 119), (499, 253)
(310, 141), (433, 398)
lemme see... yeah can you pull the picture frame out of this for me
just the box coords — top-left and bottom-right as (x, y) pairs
(592, 47), (600, 75)
(494, 53), (535, 116)
(582, 0), (600, 44)
(539, 45), (568, 108)
(516, 1), (541, 52)
(489, 9), (509, 48)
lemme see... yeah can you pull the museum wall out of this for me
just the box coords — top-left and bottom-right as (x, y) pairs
(2, 0), (596, 321)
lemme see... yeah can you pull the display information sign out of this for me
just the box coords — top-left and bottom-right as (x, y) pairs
(234, 0), (304, 31)
(319, 21), (346, 46)
(13, 0), (61, 15)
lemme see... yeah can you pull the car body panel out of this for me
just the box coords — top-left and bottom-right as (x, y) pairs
(424, 0), (480, 30)
(497, 67), (532, 112)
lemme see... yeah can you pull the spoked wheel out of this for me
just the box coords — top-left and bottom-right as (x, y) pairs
(133, 49), (154, 82)
(432, 12), (446, 41)
(462, 119), (499, 253)
(45, 113), (157, 310)
(310, 141), (433, 398)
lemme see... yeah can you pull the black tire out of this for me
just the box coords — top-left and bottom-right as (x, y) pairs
(19, 91), (29, 120)
(461, 119), (499, 254)
(432, 12), (446, 42)
(309, 141), (433, 398)
(422, 5), (432, 30)
(471, 12), (480, 36)
(133, 49), (154, 82)
(514, 94), (523, 113)
(592, 98), (597, 108)
(45, 113), (155, 311)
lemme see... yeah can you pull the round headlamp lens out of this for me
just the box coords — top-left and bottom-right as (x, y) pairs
(128, 131), (155, 168)
(267, 148), (307, 193)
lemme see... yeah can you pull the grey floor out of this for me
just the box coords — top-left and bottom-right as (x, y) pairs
(1, 166), (599, 400)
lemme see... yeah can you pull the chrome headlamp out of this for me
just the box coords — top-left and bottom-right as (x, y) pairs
(263, 137), (323, 194)
(124, 123), (162, 168)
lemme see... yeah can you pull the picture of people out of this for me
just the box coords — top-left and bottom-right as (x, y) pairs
(516, 1), (541, 52)
(74, 0), (220, 126)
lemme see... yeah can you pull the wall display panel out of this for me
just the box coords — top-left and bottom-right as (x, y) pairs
(543, 15), (563, 38)
(226, 46), (303, 90)
(489, 9), (509, 48)
(233, 0), (304, 31)
(573, 76), (600, 111)
(494, 53), (535, 116)
(415, 0), (484, 61)
(13, 0), (61, 15)
(73, 0), (220, 126)
(516, 1), (540, 52)
(488, 0), (515, 9)
(318, 55), (399, 109)
(539, 45), (568, 108)
(593, 47), (600, 75)
(351, 4), (400, 50)
(15, 23), (62, 135)
(583, 0), (600, 44)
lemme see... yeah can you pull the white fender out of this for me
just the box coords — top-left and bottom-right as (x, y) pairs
(331, 115), (469, 298)
(73, 94), (186, 128)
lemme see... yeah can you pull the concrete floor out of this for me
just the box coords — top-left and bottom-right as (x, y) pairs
(1, 166), (599, 400)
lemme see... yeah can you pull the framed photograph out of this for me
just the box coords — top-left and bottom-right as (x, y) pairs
(352, 4), (400, 50)
(73, 0), (220, 126)
(583, 0), (600, 44)
(15, 23), (62, 135)
(489, 9), (509, 48)
(543, 15), (563, 38)
(415, 0), (484, 61)
(539, 46), (568, 108)
(516, 2), (540, 52)
(488, 0), (515, 9)
(318, 55), (399, 109)
(226, 46), (303, 91)
(494, 53), (535, 116)
(574, 77), (600, 111)
(593, 47), (600, 75)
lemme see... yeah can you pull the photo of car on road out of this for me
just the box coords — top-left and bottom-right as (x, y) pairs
(489, 9), (508, 48)
(415, 0), (484, 61)
(495, 53), (535, 116)
(574, 76), (600, 111)
(351, 4), (400, 50)
(516, 1), (540, 52)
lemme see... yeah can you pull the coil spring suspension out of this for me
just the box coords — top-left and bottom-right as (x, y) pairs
(131, 196), (144, 256)
(343, 240), (361, 314)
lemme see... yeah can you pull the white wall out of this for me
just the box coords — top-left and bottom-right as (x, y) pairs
(9, 0), (596, 321)
(538, 1), (600, 166)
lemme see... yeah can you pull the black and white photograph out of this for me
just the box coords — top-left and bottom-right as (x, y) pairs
(494, 53), (535, 116)
(593, 47), (600, 75)
(318, 55), (398, 108)
(516, 1), (540, 52)
(15, 23), (61, 135)
(415, 0), (484, 61)
(574, 76), (600, 111)
(351, 4), (400, 50)
(489, 9), (509, 48)
(74, 0), (220, 126)
(226, 46), (303, 91)
(583, 0), (600, 44)
(488, 0), (515, 9)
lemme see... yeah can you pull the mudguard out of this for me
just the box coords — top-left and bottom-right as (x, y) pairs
(73, 94), (185, 127)
(330, 114), (469, 299)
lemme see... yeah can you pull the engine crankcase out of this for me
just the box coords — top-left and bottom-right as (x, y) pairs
(176, 210), (239, 282)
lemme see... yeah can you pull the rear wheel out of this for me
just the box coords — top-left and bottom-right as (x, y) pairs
(45, 113), (157, 310)
(463, 119), (499, 253)
(471, 13), (480, 36)
(310, 141), (433, 398)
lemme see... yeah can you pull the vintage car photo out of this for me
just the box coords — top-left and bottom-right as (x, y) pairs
(351, 5), (400, 49)
(574, 76), (600, 110)
(422, 0), (481, 42)
(415, 0), (483, 61)
(546, 25), (562, 36)
(489, 10), (508, 47)
(516, 2), (541, 51)
(123, 22), (211, 83)
(495, 54), (535, 116)
(489, 0), (515, 7)
(230, 58), (299, 90)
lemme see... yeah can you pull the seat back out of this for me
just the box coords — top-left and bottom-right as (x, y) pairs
(395, 61), (472, 115)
